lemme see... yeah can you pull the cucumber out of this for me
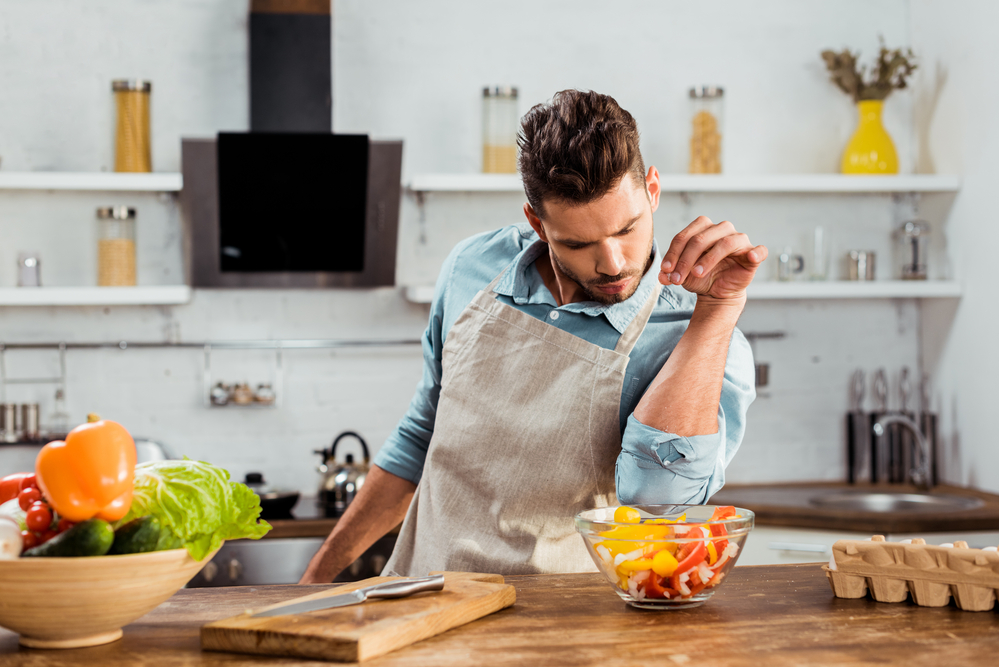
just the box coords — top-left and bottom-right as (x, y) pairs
(23, 518), (114, 558)
(109, 516), (161, 555)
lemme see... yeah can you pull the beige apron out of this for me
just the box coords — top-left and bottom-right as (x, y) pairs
(384, 268), (660, 576)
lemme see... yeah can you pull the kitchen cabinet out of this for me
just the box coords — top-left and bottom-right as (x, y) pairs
(3, 565), (996, 665)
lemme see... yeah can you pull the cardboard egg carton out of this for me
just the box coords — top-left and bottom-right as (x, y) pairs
(822, 535), (999, 611)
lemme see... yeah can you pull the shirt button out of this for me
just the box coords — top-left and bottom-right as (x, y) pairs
(549, 311), (560, 320)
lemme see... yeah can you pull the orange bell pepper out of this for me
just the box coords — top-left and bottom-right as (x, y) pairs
(35, 414), (136, 522)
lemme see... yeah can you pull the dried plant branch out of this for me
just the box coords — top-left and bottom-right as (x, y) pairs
(821, 37), (917, 103)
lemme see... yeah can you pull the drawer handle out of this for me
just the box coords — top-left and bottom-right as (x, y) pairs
(768, 542), (829, 554)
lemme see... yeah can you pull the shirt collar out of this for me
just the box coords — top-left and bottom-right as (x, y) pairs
(493, 236), (662, 335)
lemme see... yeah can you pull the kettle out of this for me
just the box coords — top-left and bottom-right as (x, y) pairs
(315, 431), (370, 518)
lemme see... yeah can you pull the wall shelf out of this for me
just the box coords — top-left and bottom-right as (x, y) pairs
(0, 172), (182, 192)
(403, 281), (961, 304)
(0, 286), (192, 306)
(747, 280), (962, 300)
(407, 173), (961, 194)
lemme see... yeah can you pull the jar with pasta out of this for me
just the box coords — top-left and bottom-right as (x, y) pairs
(482, 86), (519, 174)
(112, 80), (152, 172)
(688, 86), (724, 174)
(97, 207), (137, 287)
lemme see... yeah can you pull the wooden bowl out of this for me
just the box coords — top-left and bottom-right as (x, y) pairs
(0, 546), (219, 649)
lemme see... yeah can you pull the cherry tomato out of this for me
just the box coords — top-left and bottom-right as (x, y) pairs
(0, 472), (33, 504)
(56, 518), (75, 533)
(38, 529), (58, 544)
(18, 474), (37, 491)
(26, 503), (53, 532)
(21, 530), (39, 550)
(17, 487), (42, 511)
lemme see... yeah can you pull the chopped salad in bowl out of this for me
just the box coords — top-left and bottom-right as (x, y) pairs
(575, 504), (754, 609)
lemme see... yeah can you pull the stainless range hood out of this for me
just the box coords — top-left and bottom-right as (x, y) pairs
(180, 136), (402, 288)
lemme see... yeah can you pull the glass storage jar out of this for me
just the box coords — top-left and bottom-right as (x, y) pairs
(112, 79), (152, 172)
(689, 86), (724, 174)
(97, 206), (137, 286)
(482, 86), (519, 174)
(895, 220), (930, 280)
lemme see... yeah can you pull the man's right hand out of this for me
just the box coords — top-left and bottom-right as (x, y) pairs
(298, 465), (416, 584)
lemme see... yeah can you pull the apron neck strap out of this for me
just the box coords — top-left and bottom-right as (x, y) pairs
(613, 283), (660, 356)
(483, 259), (659, 356)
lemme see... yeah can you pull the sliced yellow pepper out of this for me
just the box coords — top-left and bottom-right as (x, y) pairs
(706, 540), (718, 565)
(618, 557), (655, 574)
(652, 549), (680, 577)
(614, 506), (642, 524)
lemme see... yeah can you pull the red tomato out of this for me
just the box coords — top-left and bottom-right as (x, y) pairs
(21, 530), (39, 550)
(56, 518), (75, 533)
(0, 473), (33, 504)
(38, 529), (58, 544)
(17, 487), (42, 511)
(18, 474), (37, 491)
(26, 503), (53, 532)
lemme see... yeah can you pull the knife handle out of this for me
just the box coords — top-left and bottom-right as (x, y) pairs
(363, 574), (446, 600)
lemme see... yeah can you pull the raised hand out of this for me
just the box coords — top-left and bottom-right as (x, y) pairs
(659, 216), (767, 303)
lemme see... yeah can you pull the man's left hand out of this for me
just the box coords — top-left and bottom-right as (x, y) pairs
(659, 216), (767, 303)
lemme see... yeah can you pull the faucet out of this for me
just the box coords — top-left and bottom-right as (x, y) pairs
(873, 414), (931, 491)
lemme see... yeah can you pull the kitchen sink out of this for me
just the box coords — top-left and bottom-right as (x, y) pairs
(808, 491), (985, 513)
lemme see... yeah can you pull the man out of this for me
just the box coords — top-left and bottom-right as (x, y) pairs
(301, 89), (764, 581)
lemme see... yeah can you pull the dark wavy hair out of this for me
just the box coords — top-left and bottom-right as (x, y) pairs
(518, 89), (646, 217)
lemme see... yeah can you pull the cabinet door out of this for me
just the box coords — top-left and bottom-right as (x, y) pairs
(735, 527), (872, 566)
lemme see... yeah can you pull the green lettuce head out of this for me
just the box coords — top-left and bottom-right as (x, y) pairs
(119, 459), (271, 560)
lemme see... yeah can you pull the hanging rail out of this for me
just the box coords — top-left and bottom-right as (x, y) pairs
(0, 339), (422, 351)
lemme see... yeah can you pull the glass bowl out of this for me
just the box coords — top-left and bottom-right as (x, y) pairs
(575, 504), (754, 610)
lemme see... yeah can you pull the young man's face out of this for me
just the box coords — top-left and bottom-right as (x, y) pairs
(526, 167), (660, 305)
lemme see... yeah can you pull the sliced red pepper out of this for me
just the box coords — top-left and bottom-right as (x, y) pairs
(709, 505), (736, 521)
(710, 525), (730, 555)
(708, 506), (734, 554)
(668, 540), (708, 591)
(644, 572), (668, 599)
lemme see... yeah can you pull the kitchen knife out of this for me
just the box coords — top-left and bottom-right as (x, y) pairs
(846, 369), (865, 484)
(251, 574), (446, 618)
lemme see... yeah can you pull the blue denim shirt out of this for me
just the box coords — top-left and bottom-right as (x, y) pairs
(374, 224), (756, 504)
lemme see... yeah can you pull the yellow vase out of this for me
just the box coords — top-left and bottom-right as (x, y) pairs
(841, 100), (898, 175)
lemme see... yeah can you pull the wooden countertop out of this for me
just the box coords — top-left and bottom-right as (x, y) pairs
(710, 482), (999, 533)
(2, 564), (997, 665)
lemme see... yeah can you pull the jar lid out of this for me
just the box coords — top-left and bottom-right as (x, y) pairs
(96, 206), (136, 220)
(112, 80), (152, 92)
(689, 86), (724, 98)
(483, 86), (518, 98)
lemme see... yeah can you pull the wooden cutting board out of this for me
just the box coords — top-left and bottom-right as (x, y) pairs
(200, 571), (516, 662)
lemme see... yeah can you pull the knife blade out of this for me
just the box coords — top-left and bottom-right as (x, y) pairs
(251, 574), (446, 618)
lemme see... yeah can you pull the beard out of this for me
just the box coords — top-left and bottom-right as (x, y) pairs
(549, 236), (655, 305)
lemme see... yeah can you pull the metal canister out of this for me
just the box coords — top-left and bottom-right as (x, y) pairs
(1, 404), (20, 443)
(112, 79), (152, 173)
(20, 404), (39, 441)
(847, 250), (876, 281)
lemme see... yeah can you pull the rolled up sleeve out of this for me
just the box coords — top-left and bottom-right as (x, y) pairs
(615, 330), (756, 505)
